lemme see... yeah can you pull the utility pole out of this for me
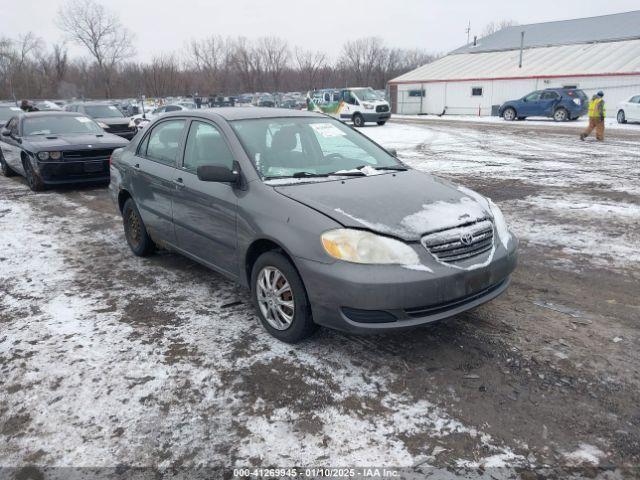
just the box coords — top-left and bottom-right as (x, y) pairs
(518, 31), (525, 68)
(466, 21), (471, 45)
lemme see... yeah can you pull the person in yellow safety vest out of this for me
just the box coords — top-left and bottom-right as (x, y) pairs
(580, 91), (606, 141)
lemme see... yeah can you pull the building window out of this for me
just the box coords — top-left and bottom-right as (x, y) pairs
(563, 85), (578, 89)
(408, 89), (425, 97)
(471, 87), (483, 96)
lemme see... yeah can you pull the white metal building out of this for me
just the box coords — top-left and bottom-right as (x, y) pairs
(388, 10), (640, 117)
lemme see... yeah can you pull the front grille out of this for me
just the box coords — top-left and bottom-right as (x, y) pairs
(421, 219), (494, 263)
(63, 149), (113, 160)
(376, 105), (389, 113)
(40, 160), (109, 179)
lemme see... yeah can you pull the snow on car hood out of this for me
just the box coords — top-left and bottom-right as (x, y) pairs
(274, 170), (491, 241)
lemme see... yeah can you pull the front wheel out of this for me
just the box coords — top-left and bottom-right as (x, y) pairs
(377, 121), (386, 126)
(251, 251), (317, 343)
(553, 108), (568, 122)
(352, 113), (365, 127)
(23, 158), (45, 191)
(502, 108), (516, 121)
(617, 110), (626, 124)
(122, 198), (155, 256)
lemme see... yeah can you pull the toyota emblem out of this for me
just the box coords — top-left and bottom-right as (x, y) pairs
(460, 232), (474, 245)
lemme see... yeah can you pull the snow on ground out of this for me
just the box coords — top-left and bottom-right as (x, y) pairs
(0, 186), (524, 472)
(393, 114), (640, 131)
(360, 121), (640, 275)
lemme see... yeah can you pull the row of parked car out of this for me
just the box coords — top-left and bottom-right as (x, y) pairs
(0, 103), (517, 343)
(498, 87), (640, 123)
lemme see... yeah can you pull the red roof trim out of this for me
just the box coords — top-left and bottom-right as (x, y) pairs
(388, 71), (640, 85)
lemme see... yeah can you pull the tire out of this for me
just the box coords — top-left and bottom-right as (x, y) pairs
(122, 198), (155, 256)
(352, 113), (365, 127)
(553, 108), (568, 122)
(376, 121), (386, 126)
(251, 251), (317, 343)
(0, 150), (16, 177)
(502, 108), (516, 121)
(617, 110), (627, 124)
(23, 158), (45, 191)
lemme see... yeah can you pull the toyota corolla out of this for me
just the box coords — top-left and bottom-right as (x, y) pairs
(109, 108), (517, 343)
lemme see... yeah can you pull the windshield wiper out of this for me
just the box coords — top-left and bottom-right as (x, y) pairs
(292, 171), (330, 178)
(374, 165), (408, 171)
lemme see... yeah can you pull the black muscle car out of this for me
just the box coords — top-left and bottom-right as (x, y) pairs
(0, 111), (129, 191)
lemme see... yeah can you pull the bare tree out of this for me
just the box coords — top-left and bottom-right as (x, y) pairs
(481, 19), (518, 37)
(339, 37), (387, 86)
(57, 0), (135, 98)
(294, 48), (326, 91)
(258, 36), (290, 93)
(188, 35), (231, 94)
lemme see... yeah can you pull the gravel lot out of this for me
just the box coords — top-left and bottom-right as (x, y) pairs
(1, 118), (639, 478)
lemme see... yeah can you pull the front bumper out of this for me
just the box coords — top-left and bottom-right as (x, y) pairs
(363, 112), (391, 122)
(36, 159), (110, 185)
(295, 238), (518, 334)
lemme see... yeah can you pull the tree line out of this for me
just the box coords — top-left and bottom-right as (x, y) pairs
(0, 0), (437, 101)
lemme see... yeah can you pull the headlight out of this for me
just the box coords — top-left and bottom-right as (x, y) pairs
(49, 151), (62, 160)
(97, 122), (109, 129)
(321, 229), (420, 265)
(363, 103), (374, 110)
(37, 152), (49, 160)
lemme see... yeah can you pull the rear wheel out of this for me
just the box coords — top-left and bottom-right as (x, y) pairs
(553, 108), (568, 122)
(0, 150), (16, 177)
(376, 121), (386, 126)
(502, 107), (516, 121)
(617, 110), (626, 124)
(122, 198), (155, 256)
(352, 113), (365, 127)
(23, 158), (45, 191)
(251, 251), (317, 343)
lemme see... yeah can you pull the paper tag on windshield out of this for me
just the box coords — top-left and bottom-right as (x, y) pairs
(109, 106), (118, 110)
(76, 117), (92, 123)
(310, 123), (346, 138)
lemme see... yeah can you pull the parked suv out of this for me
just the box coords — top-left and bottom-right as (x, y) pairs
(499, 88), (588, 122)
(109, 108), (517, 343)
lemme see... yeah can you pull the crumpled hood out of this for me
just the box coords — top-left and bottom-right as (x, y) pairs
(274, 170), (491, 241)
(25, 133), (129, 150)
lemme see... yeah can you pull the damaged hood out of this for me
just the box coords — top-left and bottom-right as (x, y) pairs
(274, 170), (491, 241)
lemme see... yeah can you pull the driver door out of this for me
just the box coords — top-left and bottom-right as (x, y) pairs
(172, 119), (239, 277)
(520, 91), (543, 116)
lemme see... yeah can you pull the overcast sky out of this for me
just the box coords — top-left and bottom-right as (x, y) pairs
(1, 0), (639, 61)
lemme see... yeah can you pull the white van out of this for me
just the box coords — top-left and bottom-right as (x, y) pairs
(307, 87), (391, 126)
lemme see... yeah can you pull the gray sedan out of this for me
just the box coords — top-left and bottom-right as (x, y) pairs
(109, 108), (517, 343)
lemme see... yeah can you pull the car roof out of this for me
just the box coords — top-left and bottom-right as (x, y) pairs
(19, 111), (90, 119)
(163, 107), (320, 121)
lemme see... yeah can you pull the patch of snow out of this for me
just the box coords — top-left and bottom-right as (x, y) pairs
(563, 443), (605, 466)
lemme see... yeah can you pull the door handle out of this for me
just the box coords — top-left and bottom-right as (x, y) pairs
(173, 177), (185, 188)
(133, 163), (140, 170)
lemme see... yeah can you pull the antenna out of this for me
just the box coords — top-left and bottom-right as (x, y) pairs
(466, 21), (471, 44)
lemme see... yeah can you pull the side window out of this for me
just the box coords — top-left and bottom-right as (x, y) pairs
(343, 91), (358, 105)
(145, 120), (186, 166)
(632, 96), (640, 103)
(541, 91), (559, 100)
(525, 91), (541, 102)
(165, 106), (181, 112)
(471, 87), (483, 96)
(183, 121), (234, 173)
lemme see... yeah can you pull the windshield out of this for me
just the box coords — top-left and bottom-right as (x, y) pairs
(231, 117), (401, 180)
(84, 105), (124, 118)
(0, 106), (21, 123)
(351, 88), (381, 102)
(23, 115), (104, 136)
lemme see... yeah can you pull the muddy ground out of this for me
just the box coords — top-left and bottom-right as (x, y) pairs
(0, 119), (638, 478)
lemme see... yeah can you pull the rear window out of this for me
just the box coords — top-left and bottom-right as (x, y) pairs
(84, 105), (124, 118)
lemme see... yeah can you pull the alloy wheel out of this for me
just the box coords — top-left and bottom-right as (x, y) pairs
(256, 266), (295, 330)
(126, 208), (142, 247)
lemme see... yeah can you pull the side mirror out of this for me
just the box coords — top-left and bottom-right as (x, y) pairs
(387, 148), (397, 157)
(197, 163), (240, 183)
(1, 128), (10, 137)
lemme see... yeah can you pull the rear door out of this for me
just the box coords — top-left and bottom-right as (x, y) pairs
(172, 119), (239, 277)
(130, 118), (187, 246)
(539, 91), (560, 116)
